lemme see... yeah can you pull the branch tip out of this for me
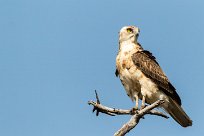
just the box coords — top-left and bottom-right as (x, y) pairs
(95, 90), (100, 104)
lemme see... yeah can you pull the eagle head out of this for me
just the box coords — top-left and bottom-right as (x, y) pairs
(119, 26), (140, 43)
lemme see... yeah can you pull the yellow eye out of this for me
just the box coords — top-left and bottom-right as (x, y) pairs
(127, 28), (133, 33)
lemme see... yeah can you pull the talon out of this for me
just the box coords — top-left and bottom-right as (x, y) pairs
(130, 107), (138, 115)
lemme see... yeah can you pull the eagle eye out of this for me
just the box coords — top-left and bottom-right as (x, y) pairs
(127, 28), (133, 33)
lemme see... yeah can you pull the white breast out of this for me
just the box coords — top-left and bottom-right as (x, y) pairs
(117, 43), (142, 101)
(117, 42), (169, 105)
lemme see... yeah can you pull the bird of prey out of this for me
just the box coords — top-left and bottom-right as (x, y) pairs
(115, 26), (192, 127)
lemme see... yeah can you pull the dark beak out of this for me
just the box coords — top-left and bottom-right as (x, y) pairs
(136, 33), (139, 38)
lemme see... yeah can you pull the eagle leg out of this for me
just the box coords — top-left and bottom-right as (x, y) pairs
(135, 94), (139, 110)
(130, 94), (140, 114)
(140, 95), (146, 109)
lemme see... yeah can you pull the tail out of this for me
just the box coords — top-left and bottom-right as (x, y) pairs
(164, 98), (192, 127)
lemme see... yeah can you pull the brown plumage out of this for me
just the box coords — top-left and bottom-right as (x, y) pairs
(116, 26), (192, 127)
(131, 50), (192, 127)
(132, 50), (181, 105)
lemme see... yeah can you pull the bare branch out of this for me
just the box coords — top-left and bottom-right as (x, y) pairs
(114, 114), (139, 136)
(88, 91), (169, 136)
(114, 100), (165, 136)
(88, 101), (130, 115)
(88, 100), (168, 118)
(138, 100), (165, 116)
(147, 109), (169, 119)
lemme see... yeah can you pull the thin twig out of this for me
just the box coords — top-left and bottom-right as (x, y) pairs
(88, 101), (130, 115)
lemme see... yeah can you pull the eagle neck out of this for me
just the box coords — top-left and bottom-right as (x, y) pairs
(119, 41), (142, 53)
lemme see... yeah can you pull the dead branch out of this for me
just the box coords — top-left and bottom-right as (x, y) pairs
(88, 91), (169, 136)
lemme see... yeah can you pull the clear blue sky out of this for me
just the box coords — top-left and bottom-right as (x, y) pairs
(0, 0), (203, 136)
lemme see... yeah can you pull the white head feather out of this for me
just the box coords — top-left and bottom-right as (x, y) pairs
(119, 26), (140, 44)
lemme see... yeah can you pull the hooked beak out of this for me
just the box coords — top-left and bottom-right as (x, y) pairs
(136, 28), (140, 39)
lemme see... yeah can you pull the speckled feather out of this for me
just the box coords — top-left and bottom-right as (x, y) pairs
(132, 50), (181, 105)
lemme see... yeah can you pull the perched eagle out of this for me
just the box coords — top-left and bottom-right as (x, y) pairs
(115, 26), (192, 127)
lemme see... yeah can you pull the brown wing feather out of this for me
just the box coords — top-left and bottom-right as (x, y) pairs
(132, 50), (181, 105)
(115, 69), (119, 77)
